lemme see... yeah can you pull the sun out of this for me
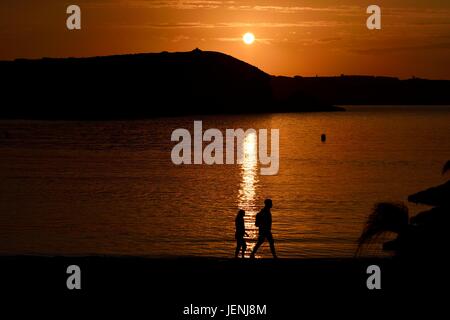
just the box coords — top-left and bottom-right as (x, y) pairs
(243, 32), (255, 45)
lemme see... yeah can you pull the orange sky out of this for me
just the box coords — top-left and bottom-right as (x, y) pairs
(1, 0), (450, 78)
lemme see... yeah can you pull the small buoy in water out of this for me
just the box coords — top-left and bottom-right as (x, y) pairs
(321, 134), (326, 142)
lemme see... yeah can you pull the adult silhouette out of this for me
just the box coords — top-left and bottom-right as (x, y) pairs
(250, 199), (277, 258)
(235, 209), (249, 258)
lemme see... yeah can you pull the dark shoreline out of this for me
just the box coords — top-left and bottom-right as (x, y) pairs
(0, 108), (346, 121)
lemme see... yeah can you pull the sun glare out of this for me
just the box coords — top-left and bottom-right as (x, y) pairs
(243, 32), (255, 45)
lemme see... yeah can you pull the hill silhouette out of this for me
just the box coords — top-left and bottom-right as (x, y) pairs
(0, 49), (449, 119)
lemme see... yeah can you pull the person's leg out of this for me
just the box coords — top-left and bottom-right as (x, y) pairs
(235, 239), (241, 258)
(241, 240), (247, 258)
(267, 233), (277, 258)
(250, 235), (265, 258)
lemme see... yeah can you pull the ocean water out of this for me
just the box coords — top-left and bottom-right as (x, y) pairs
(1, 106), (449, 258)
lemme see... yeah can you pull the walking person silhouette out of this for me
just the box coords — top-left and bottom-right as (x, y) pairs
(250, 199), (277, 259)
(235, 209), (249, 258)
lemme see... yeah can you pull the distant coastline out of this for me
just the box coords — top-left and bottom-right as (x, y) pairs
(1, 49), (449, 120)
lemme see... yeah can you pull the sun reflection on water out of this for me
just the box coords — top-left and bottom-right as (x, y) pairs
(237, 131), (259, 256)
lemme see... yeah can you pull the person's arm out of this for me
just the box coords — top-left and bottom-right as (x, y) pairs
(242, 220), (249, 237)
(240, 219), (248, 237)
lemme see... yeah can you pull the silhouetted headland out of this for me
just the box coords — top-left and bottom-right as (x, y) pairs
(0, 49), (337, 120)
(1, 49), (448, 120)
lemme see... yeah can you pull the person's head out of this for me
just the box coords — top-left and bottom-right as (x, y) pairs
(264, 199), (273, 208)
(237, 209), (245, 217)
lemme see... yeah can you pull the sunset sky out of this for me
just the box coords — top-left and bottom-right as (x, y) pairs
(1, 0), (450, 78)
